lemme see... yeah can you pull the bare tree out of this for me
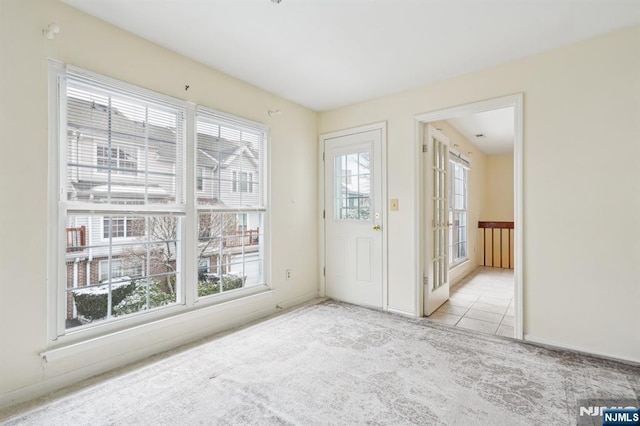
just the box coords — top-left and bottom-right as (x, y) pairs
(122, 213), (239, 294)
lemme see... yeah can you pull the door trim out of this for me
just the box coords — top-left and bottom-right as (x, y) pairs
(414, 94), (524, 339)
(319, 122), (388, 310)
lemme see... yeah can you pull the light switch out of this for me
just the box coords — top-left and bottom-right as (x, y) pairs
(390, 199), (399, 211)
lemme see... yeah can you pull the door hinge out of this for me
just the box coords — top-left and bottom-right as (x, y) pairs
(323, 267), (326, 277)
(423, 275), (429, 286)
(323, 210), (325, 219)
(322, 152), (325, 161)
(422, 144), (428, 153)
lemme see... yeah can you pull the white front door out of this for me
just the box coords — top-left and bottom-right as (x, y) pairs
(424, 125), (450, 315)
(324, 129), (383, 308)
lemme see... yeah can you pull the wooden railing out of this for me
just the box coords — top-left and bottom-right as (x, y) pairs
(66, 226), (86, 251)
(223, 228), (260, 248)
(478, 221), (514, 268)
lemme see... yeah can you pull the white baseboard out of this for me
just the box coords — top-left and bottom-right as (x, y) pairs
(386, 306), (416, 318)
(276, 291), (322, 310)
(0, 290), (320, 413)
(523, 334), (640, 366)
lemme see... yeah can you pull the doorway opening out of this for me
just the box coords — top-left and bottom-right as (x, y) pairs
(415, 94), (523, 339)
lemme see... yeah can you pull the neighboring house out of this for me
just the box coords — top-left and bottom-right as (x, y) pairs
(336, 152), (371, 220)
(64, 95), (261, 320)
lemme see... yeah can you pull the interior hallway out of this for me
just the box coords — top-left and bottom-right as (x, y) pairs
(428, 267), (515, 337)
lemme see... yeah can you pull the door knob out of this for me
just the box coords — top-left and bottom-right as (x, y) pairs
(373, 225), (381, 231)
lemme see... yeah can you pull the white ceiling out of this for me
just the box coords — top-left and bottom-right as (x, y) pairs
(62, 0), (640, 112)
(447, 107), (515, 155)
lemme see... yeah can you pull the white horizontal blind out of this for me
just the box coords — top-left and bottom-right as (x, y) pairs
(195, 109), (267, 297)
(64, 73), (185, 206)
(195, 111), (265, 209)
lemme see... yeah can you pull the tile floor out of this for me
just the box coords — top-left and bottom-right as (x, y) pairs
(428, 266), (515, 337)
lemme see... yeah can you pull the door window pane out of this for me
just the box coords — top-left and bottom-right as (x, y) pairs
(334, 151), (371, 220)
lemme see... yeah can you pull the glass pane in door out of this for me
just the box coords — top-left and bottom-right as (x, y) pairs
(334, 151), (371, 221)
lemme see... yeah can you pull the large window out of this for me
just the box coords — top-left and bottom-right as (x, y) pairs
(449, 156), (468, 267)
(196, 110), (265, 297)
(51, 64), (268, 339)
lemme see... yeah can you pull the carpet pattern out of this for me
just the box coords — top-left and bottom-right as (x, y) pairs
(3, 301), (639, 425)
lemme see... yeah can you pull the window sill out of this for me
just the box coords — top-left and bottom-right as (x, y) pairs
(42, 286), (273, 363)
(449, 258), (470, 272)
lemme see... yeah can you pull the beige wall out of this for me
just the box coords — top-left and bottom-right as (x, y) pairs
(319, 25), (640, 362)
(0, 0), (318, 406)
(482, 153), (515, 269)
(431, 121), (487, 284)
(483, 154), (514, 222)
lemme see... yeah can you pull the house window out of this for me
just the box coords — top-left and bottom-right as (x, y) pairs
(99, 259), (144, 282)
(196, 108), (266, 297)
(102, 216), (145, 239)
(236, 214), (247, 231)
(232, 171), (253, 193)
(196, 167), (204, 191)
(96, 143), (137, 175)
(449, 156), (469, 268)
(198, 258), (211, 274)
(239, 172), (249, 192)
(50, 63), (269, 342)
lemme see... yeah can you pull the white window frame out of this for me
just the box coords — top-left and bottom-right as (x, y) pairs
(195, 106), (269, 299)
(448, 154), (469, 268)
(47, 62), (270, 348)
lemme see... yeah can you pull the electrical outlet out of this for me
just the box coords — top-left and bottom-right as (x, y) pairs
(285, 269), (292, 280)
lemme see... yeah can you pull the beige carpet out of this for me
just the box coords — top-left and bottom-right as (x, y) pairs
(2, 301), (639, 425)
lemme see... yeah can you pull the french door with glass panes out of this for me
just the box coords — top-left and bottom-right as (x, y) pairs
(424, 125), (450, 315)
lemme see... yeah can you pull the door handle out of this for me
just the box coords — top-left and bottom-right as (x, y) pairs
(373, 225), (381, 231)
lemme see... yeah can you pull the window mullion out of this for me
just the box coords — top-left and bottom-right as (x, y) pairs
(183, 103), (197, 306)
(144, 106), (149, 204)
(107, 95), (113, 204)
(54, 66), (69, 339)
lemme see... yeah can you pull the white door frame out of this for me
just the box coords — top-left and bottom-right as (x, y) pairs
(319, 122), (388, 310)
(414, 94), (524, 339)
